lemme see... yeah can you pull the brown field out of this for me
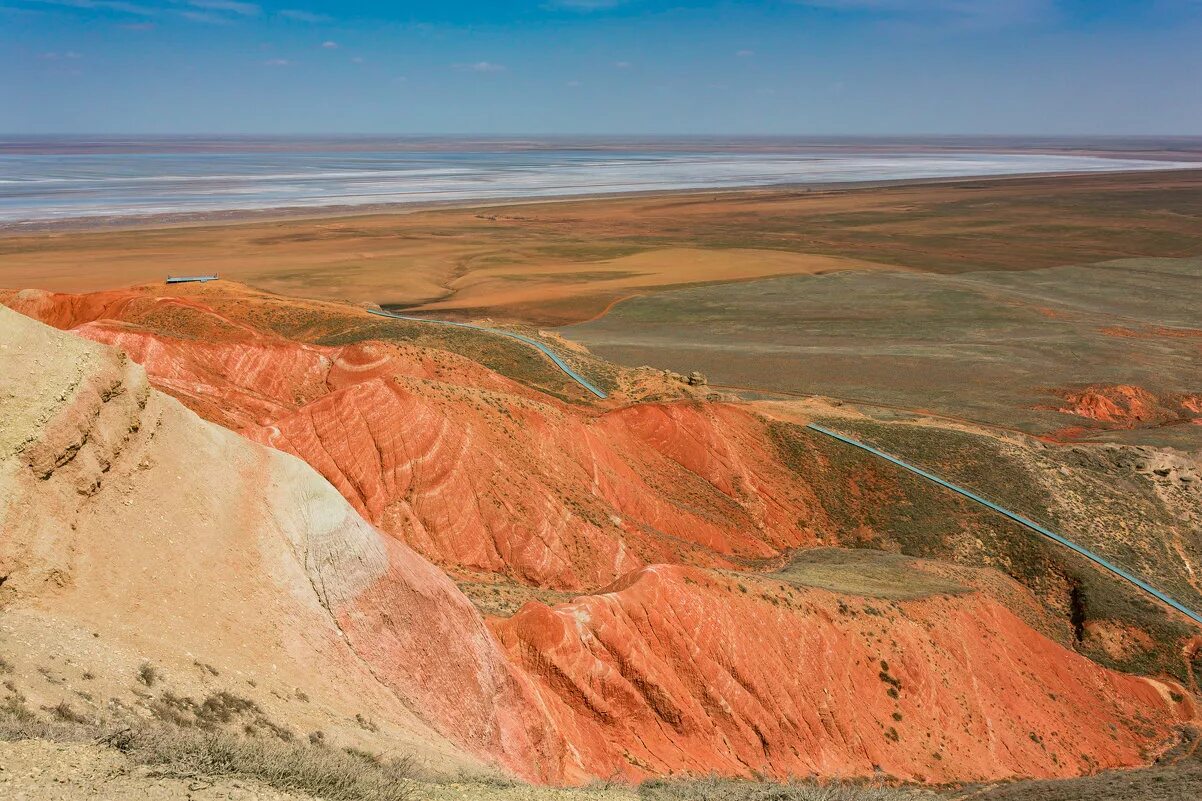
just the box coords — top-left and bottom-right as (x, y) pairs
(3, 169), (1202, 325)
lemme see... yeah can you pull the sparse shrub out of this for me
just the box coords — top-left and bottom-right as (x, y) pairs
(128, 726), (416, 800)
(50, 701), (91, 725)
(0, 658), (12, 674)
(637, 774), (915, 800)
(150, 691), (198, 727)
(137, 662), (161, 687)
(0, 695), (416, 801)
(197, 691), (259, 725)
(1, 694), (35, 723)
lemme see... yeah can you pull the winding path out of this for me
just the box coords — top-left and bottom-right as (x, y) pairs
(366, 308), (608, 399)
(806, 422), (1202, 628)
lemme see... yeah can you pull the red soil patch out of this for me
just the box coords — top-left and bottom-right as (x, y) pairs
(1100, 325), (1202, 340)
(1050, 384), (1202, 430)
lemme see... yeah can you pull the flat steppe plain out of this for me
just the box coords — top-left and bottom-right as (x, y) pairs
(5, 168), (1200, 444)
(3, 169), (1201, 325)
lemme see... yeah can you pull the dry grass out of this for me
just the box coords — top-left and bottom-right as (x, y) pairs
(637, 775), (925, 800)
(108, 726), (416, 801)
(0, 693), (416, 801)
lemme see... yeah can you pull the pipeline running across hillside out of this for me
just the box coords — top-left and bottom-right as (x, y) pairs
(366, 308), (608, 399)
(806, 422), (1202, 628)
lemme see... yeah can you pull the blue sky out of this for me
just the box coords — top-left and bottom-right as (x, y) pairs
(3, 1), (1201, 134)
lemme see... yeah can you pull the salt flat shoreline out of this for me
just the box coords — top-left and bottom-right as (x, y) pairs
(5, 165), (1201, 236)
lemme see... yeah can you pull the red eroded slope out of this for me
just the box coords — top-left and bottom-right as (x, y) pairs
(243, 378), (822, 588)
(7, 287), (827, 590)
(496, 565), (1191, 783)
(4, 285), (1196, 786)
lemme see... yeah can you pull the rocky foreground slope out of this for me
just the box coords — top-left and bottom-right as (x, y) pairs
(0, 304), (560, 780)
(1, 285), (1198, 786)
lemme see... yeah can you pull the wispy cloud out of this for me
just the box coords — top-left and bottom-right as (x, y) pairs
(39, 50), (83, 59)
(350, 56), (364, 64)
(544, 0), (626, 9)
(795, 0), (1055, 29)
(263, 57), (291, 66)
(186, 0), (259, 15)
(613, 60), (631, 68)
(454, 61), (506, 73)
(28, 0), (267, 22)
(278, 8), (331, 23)
(736, 49), (754, 57)
(179, 9), (228, 23)
(26, 0), (156, 15)
(321, 40), (338, 48)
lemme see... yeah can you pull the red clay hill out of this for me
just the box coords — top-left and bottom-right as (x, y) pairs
(2, 282), (1197, 786)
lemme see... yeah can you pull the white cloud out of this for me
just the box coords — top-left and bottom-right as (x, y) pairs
(179, 9), (228, 23)
(187, 0), (259, 15)
(321, 40), (337, 48)
(278, 8), (331, 23)
(795, 0), (1055, 29)
(545, 0), (626, 9)
(264, 58), (291, 66)
(350, 56), (364, 64)
(736, 49), (754, 57)
(27, 0), (156, 15)
(613, 60), (631, 68)
(455, 61), (506, 72)
(39, 50), (83, 59)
